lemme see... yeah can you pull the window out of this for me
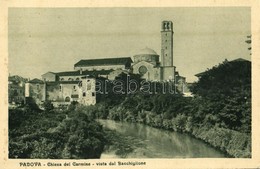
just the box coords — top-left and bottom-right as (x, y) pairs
(139, 65), (148, 75)
(73, 86), (76, 89)
(60, 78), (64, 81)
(83, 92), (86, 97)
(71, 94), (79, 99)
(65, 97), (70, 102)
(78, 82), (82, 87)
(76, 78), (80, 81)
(59, 85), (62, 91)
(92, 92), (95, 97)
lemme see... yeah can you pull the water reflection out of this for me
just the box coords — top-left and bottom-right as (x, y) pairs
(99, 120), (226, 158)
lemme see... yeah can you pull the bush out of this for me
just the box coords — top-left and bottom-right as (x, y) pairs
(9, 107), (107, 159)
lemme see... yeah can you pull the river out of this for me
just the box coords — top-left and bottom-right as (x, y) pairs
(98, 120), (226, 158)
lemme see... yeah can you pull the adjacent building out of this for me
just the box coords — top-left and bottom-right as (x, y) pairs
(8, 75), (28, 106)
(25, 76), (96, 108)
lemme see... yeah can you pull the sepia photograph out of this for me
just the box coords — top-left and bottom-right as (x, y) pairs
(1, 1), (260, 168)
(7, 7), (251, 159)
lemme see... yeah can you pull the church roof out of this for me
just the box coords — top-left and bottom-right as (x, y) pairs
(55, 70), (113, 76)
(135, 47), (158, 55)
(74, 57), (132, 67)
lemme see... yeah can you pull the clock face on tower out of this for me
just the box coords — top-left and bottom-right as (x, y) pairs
(139, 65), (147, 75)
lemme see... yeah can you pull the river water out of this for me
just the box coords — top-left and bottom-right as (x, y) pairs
(98, 120), (226, 158)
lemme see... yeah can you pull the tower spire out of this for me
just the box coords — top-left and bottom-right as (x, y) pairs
(161, 21), (174, 67)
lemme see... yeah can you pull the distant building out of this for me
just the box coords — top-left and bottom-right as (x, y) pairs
(8, 75), (27, 106)
(25, 78), (46, 106)
(25, 76), (96, 108)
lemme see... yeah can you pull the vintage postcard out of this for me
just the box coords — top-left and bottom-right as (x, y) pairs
(1, 0), (260, 169)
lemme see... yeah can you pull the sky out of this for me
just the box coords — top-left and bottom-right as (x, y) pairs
(8, 7), (251, 82)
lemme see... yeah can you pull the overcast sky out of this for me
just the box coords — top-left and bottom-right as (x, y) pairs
(8, 7), (251, 82)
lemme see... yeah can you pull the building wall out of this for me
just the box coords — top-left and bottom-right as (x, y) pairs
(59, 75), (83, 81)
(60, 83), (80, 102)
(9, 81), (25, 104)
(42, 72), (57, 82)
(26, 77), (96, 107)
(176, 76), (192, 96)
(74, 65), (125, 71)
(132, 61), (161, 81)
(161, 66), (176, 81)
(44, 82), (82, 103)
(25, 83), (45, 105)
(108, 70), (129, 80)
(78, 78), (96, 105)
(59, 75), (109, 81)
(45, 83), (61, 101)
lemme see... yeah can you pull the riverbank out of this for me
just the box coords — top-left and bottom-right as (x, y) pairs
(103, 104), (251, 158)
(99, 119), (226, 158)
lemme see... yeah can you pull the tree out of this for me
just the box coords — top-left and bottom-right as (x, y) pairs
(43, 100), (54, 112)
(191, 59), (251, 132)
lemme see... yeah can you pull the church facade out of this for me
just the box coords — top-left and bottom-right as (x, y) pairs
(25, 20), (187, 107)
(70, 20), (177, 82)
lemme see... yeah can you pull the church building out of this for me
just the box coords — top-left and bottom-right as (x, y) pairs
(25, 20), (187, 107)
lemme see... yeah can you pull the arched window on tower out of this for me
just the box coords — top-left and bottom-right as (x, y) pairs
(78, 81), (82, 87)
(164, 23), (167, 29)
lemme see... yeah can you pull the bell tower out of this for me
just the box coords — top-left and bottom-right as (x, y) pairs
(161, 21), (173, 67)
